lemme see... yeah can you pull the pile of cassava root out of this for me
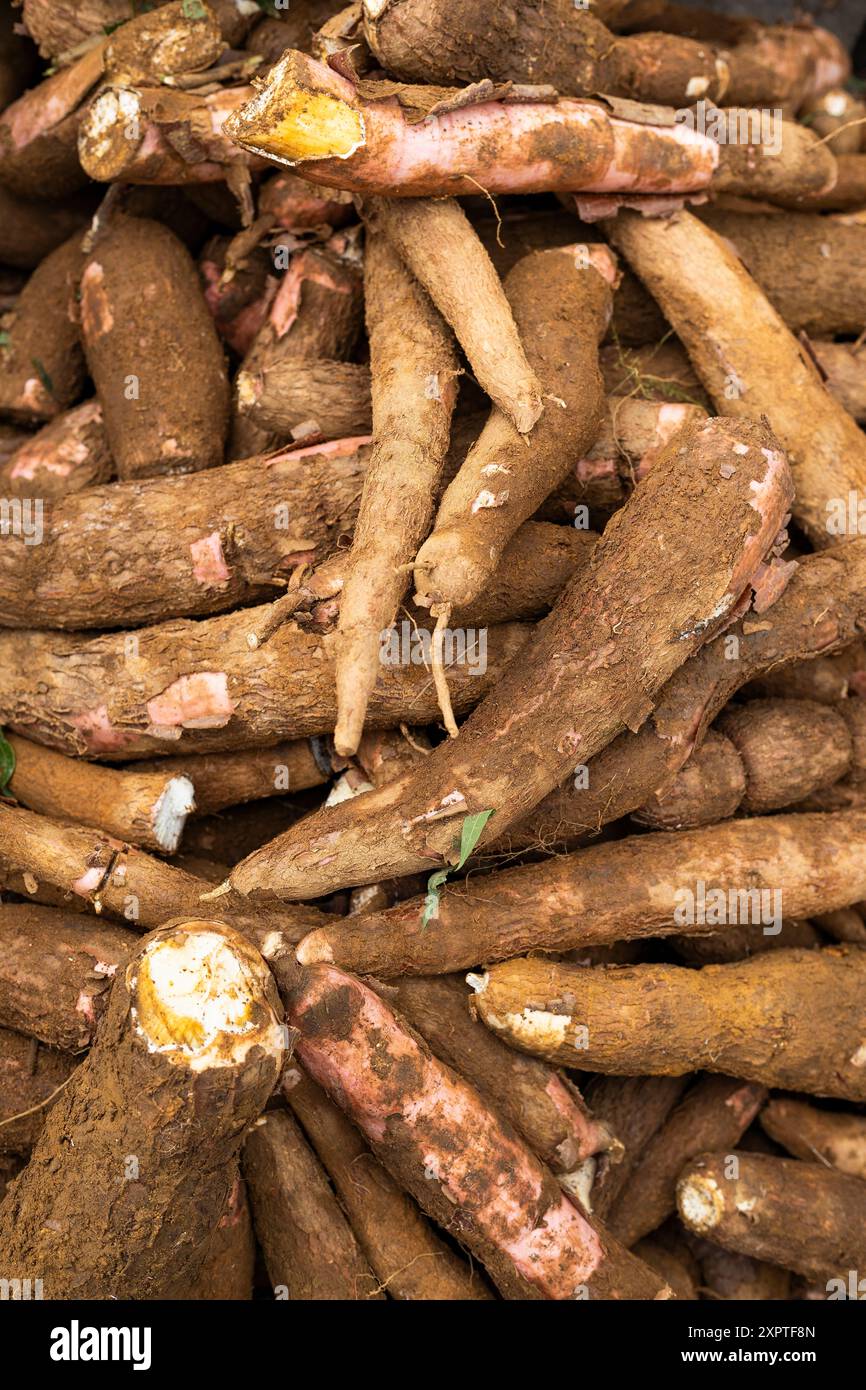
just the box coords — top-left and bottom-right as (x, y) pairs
(0, 0), (866, 1305)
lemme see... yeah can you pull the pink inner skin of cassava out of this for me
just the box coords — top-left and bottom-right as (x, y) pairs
(146, 672), (235, 729)
(190, 532), (231, 586)
(269, 250), (351, 338)
(70, 705), (138, 753)
(289, 964), (605, 1298)
(9, 401), (102, 480)
(543, 1072), (608, 1163)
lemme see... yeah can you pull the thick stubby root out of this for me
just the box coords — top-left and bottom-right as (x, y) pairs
(607, 210), (866, 545)
(0, 1025), (77, 1155)
(747, 639), (866, 706)
(0, 235), (86, 424)
(637, 698), (854, 830)
(223, 50), (719, 198)
(0, 438), (371, 629)
(284, 962), (671, 1299)
(380, 975), (616, 1205)
(294, 811), (866, 976)
(258, 168), (355, 231)
(723, 23), (849, 109)
(812, 907), (866, 945)
(334, 231), (457, 755)
(677, 1151), (866, 1284)
(137, 741), (328, 818)
(0, 44), (106, 199)
(711, 114), (837, 204)
(606, 1077), (766, 1247)
(413, 244), (612, 612)
(230, 241), (364, 458)
(4, 735), (195, 854)
(632, 1234), (700, 1301)
(586, 1077), (687, 1220)
(0, 612), (529, 758)
(80, 216), (229, 479)
(697, 211), (866, 338)
(78, 84), (261, 188)
(0, 400), (111, 501)
(232, 416), (793, 901)
(0, 920), (286, 1299)
(0, 803), (326, 947)
(20, 0), (254, 64)
(366, 197), (542, 435)
(470, 946), (866, 1101)
(243, 1107), (384, 1300)
(0, 903), (136, 1050)
(760, 1098), (866, 1181)
(283, 1067), (493, 1299)
(672, 916), (821, 967)
(237, 359), (372, 442)
(200, 235), (276, 357)
(781, 154), (866, 212)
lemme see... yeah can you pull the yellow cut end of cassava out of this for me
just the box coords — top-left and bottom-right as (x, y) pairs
(233, 90), (366, 165)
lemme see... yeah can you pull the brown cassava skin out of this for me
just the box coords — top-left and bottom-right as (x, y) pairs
(698, 211), (866, 338)
(237, 358), (372, 442)
(334, 231), (457, 755)
(599, 339), (707, 406)
(812, 908), (866, 945)
(364, 6), (848, 109)
(607, 210), (866, 545)
(22, 0), (145, 60)
(413, 245), (612, 612)
(696, 1245), (791, 1301)
(716, 699), (852, 814)
(632, 1235), (699, 1301)
(0, 612), (529, 759)
(711, 115), (836, 204)
(671, 916), (821, 967)
(5, 735), (195, 854)
(638, 699), (853, 830)
(472, 947), (866, 1101)
(801, 89), (866, 155)
(633, 729), (745, 831)
(0, 921), (285, 1299)
(319, 542), (866, 866)
(677, 1151), (866, 1283)
(0, 803), (326, 947)
(778, 155), (866, 212)
(244, 1107), (384, 1300)
(366, 197), (542, 435)
(812, 341), (866, 423)
(380, 975), (616, 1181)
(607, 1077), (766, 1248)
(361, 1), (729, 105)
(230, 242), (364, 459)
(0, 439), (371, 629)
(81, 217), (230, 478)
(137, 740), (328, 817)
(184, 1175), (255, 1301)
(0, 1026), (76, 1156)
(0, 186), (95, 271)
(295, 811), (866, 977)
(747, 639), (866, 706)
(0, 903), (136, 1051)
(285, 962), (671, 1300)
(0, 235), (86, 424)
(0, 401), (111, 502)
(760, 1099), (866, 1181)
(231, 415), (793, 902)
(283, 1068), (493, 1299)
(586, 1077), (688, 1220)
(200, 234), (275, 358)
(0, 44), (106, 199)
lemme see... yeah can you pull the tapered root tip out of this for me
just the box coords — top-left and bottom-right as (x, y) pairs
(129, 921), (286, 1072)
(151, 775), (195, 854)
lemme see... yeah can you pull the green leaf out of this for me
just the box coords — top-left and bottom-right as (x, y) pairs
(0, 332), (10, 348)
(31, 358), (55, 399)
(420, 809), (494, 926)
(181, 0), (208, 17)
(0, 729), (15, 795)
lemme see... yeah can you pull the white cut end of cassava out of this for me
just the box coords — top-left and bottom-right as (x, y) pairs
(151, 775), (196, 853)
(363, 0), (390, 17)
(130, 924), (285, 1072)
(558, 1157), (597, 1213)
(236, 372), (258, 408)
(259, 930), (287, 960)
(466, 972), (489, 994)
(850, 1042), (866, 1067)
(83, 88), (142, 161)
(678, 1174), (725, 1232)
(295, 930), (334, 965)
(325, 773), (375, 806)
